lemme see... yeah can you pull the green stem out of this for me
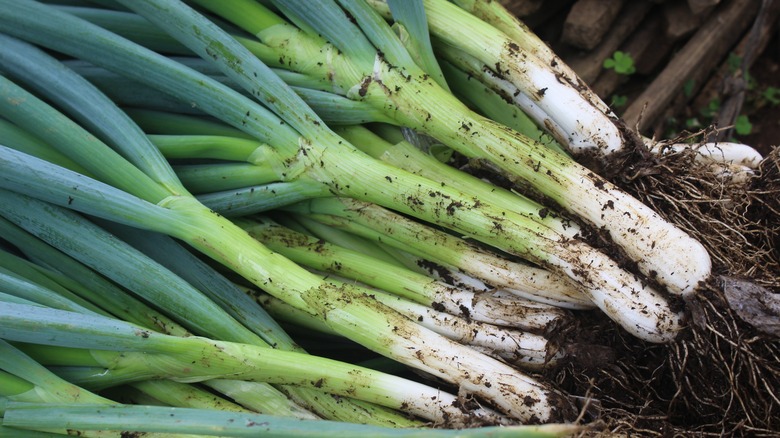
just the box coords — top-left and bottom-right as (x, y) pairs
(130, 380), (250, 412)
(173, 162), (279, 193)
(128, 109), (253, 139)
(1, 303), (503, 425)
(438, 60), (566, 154)
(149, 134), (263, 161)
(2, 402), (579, 437)
(197, 181), (333, 217)
(0, 118), (90, 175)
(283, 197), (591, 309)
(241, 217), (571, 332)
(337, 124), (578, 238)
(0, 340), (111, 405)
(0, 34), (186, 198)
(0, 216), (189, 336)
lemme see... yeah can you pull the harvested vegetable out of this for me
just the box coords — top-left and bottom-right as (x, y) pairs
(0, 0), (746, 435)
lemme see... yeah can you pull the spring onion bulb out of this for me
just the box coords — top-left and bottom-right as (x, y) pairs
(447, 0), (617, 118)
(284, 197), (593, 309)
(647, 140), (764, 169)
(240, 217), (572, 332)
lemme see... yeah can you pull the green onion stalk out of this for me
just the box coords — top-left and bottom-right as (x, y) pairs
(296, 271), (558, 370)
(61, 7), (578, 240)
(119, 126), (586, 309)
(249, 289), (341, 336)
(128, 380), (251, 412)
(0, 2), (578, 422)
(336, 124), (580, 239)
(0, 217), (190, 339)
(436, 60), (566, 155)
(0, 35), (419, 426)
(286, 215), (516, 296)
(0, 340), (111, 406)
(444, 0), (764, 170)
(124, 113), (336, 214)
(189, 0), (711, 301)
(278, 214), (416, 270)
(241, 216), (573, 332)
(0, 192), (370, 422)
(369, 0), (627, 160)
(0, 252), (105, 317)
(0, 339), (247, 436)
(56, 45), (574, 237)
(283, 198), (593, 310)
(0, 269), (99, 317)
(1, 402), (580, 438)
(431, 45), (575, 156)
(1, 0), (680, 345)
(119, 2), (679, 342)
(1, 186), (435, 425)
(238, 221), (561, 369)
(99, 221), (466, 416)
(1, 302), (507, 426)
(424, 0), (619, 148)
(115, 113), (584, 311)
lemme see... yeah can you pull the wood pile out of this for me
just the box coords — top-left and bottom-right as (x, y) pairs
(502, 0), (780, 146)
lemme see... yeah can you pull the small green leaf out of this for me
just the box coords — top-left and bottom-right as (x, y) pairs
(746, 72), (757, 90)
(685, 117), (701, 129)
(603, 51), (635, 75)
(727, 52), (742, 73)
(734, 114), (752, 136)
(701, 98), (721, 118)
(763, 86), (780, 105)
(610, 94), (628, 108)
(683, 79), (695, 98)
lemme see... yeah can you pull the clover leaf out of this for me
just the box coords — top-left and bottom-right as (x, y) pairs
(603, 51), (636, 75)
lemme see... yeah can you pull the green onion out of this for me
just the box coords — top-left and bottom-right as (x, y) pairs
(189, 0), (711, 299)
(283, 197), (593, 310)
(2, 402), (579, 437)
(1, 302), (505, 425)
(4, 0), (685, 343)
(0, 340), (111, 405)
(133, 0), (677, 340)
(0, 2), (576, 420)
(241, 216), (572, 333)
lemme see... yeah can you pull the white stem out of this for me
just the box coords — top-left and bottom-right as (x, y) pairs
(646, 139), (764, 168)
(421, 0), (625, 156)
(373, 292), (557, 369)
(403, 272), (574, 330)
(314, 295), (575, 422)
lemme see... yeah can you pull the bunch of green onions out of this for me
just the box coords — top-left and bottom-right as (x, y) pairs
(0, 0), (716, 434)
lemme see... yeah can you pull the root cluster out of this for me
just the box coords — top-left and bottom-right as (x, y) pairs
(556, 144), (780, 436)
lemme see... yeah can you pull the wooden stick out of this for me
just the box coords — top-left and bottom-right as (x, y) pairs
(560, 0), (625, 50)
(622, 0), (760, 134)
